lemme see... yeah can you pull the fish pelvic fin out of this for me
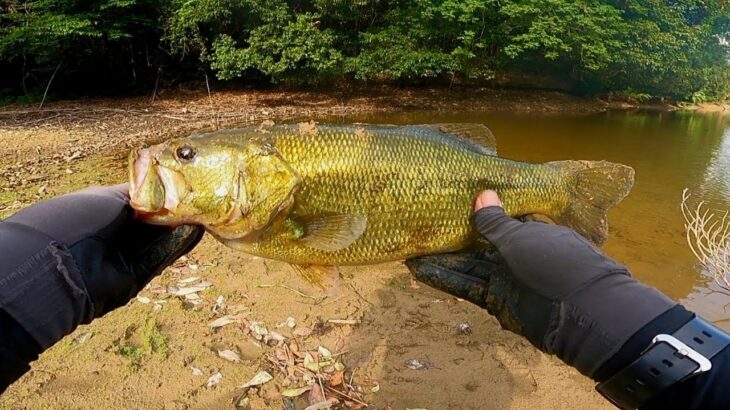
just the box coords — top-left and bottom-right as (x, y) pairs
(551, 160), (635, 244)
(291, 264), (340, 291)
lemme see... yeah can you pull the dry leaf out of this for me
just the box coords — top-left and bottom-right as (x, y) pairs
(304, 353), (317, 371)
(304, 353), (333, 372)
(213, 295), (225, 314)
(218, 349), (241, 363)
(281, 386), (312, 397)
(240, 371), (273, 388)
(178, 276), (200, 285)
(209, 314), (243, 328)
(305, 398), (339, 410)
(174, 285), (208, 296)
(308, 384), (326, 405)
(249, 322), (269, 340)
(335, 337), (345, 352)
(184, 293), (201, 300)
(330, 372), (343, 386)
(191, 367), (203, 376)
(73, 332), (93, 345)
(317, 346), (332, 359)
(293, 327), (312, 337)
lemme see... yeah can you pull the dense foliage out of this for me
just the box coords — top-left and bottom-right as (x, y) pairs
(1, 0), (728, 101)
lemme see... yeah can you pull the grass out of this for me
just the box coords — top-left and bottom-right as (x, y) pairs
(142, 318), (170, 358)
(115, 317), (169, 370)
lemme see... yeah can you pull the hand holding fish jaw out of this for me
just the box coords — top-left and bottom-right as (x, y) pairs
(4, 184), (205, 320)
(406, 190), (679, 379)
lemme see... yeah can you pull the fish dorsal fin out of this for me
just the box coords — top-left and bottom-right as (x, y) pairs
(426, 123), (497, 155)
(294, 213), (367, 252)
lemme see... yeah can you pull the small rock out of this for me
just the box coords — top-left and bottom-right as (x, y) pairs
(404, 359), (433, 370)
(207, 372), (223, 388)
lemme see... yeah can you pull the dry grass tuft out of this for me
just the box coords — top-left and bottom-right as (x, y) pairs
(681, 189), (730, 290)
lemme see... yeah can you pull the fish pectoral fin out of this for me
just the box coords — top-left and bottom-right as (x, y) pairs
(297, 213), (367, 252)
(291, 264), (339, 289)
(430, 123), (497, 155)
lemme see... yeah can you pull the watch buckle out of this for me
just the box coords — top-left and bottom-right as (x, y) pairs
(652, 334), (712, 375)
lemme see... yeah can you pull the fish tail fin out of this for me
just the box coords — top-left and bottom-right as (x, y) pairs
(550, 160), (635, 244)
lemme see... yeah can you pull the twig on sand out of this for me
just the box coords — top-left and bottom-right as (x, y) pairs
(681, 189), (730, 291)
(327, 319), (359, 325)
(347, 283), (374, 307)
(325, 385), (369, 406)
(258, 284), (327, 301)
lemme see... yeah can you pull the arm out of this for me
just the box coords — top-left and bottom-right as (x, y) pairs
(407, 191), (730, 409)
(0, 185), (203, 392)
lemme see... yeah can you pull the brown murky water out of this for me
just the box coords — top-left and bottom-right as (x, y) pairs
(328, 110), (730, 328)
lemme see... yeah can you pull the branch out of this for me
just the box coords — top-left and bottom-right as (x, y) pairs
(39, 60), (62, 109)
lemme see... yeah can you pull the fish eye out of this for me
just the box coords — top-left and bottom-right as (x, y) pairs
(176, 145), (196, 162)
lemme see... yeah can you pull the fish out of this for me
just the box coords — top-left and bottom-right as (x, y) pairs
(128, 122), (634, 286)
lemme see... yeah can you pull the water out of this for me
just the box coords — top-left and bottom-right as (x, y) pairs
(328, 109), (730, 327)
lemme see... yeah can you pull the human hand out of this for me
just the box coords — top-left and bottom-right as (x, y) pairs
(406, 190), (677, 378)
(4, 184), (204, 318)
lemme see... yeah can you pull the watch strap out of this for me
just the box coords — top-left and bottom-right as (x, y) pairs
(596, 316), (730, 409)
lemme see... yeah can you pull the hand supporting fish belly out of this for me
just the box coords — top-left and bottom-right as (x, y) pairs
(129, 122), (634, 287)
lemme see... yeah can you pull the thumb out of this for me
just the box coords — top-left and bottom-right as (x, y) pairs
(472, 190), (525, 247)
(474, 190), (502, 211)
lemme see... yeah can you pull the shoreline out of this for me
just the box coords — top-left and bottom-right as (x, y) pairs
(1, 86), (727, 116)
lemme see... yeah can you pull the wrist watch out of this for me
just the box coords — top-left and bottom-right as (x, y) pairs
(596, 316), (730, 409)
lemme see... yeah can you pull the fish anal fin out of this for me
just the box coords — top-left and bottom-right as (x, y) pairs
(297, 213), (367, 252)
(291, 264), (339, 290)
(432, 123), (497, 155)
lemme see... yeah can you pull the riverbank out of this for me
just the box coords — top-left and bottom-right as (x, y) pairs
(0, 86), (712, 409)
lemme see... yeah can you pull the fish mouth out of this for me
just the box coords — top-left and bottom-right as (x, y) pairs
(129, 146), (188, 220)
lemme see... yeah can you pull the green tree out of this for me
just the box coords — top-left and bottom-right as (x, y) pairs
(0, 0), (165, 96)
(1, 0), (728, 100)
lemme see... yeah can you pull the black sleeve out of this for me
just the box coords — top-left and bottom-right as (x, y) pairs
(0, 221), (94, 393)
(595, 305), (730, 409)
(0, 310), (41, 393)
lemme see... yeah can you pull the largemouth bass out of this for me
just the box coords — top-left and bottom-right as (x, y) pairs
(129, 123), (634, 284)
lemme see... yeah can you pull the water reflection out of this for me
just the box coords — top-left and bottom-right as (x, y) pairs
(328, 109), (730, 326)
